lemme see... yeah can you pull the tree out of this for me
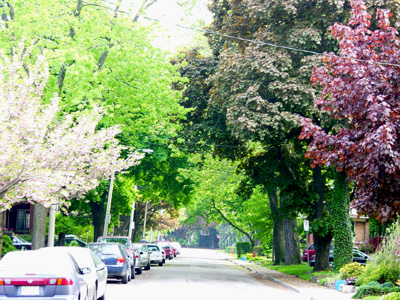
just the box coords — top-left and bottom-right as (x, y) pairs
(300, 0), (400, 223)
(0, 44), (142, 250)
(300, 0), (400, 268)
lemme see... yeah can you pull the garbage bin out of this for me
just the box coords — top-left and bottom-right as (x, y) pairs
(335, 280), (346, 290)
(241, 256), (247, 261)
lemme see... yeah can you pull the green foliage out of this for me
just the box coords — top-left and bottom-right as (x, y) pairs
(352, 281), (400, 299)
(330, 171), (353, 271)
(2, 235), (16, 256)
(253, 245), (263, 256)
(339, 262), (366, 279)
(236, 242), (252, 257)
(382, 292), (400, 300)
(357, 222), (400, 286)
(225, 246), (235, 254)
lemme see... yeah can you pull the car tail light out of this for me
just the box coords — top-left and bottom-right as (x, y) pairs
(56, 278), (73, 285)
(117, 257), (126, 264)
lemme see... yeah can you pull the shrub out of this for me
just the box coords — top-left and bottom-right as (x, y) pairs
(357, 222), (400, 286)
(225, 246), (235, 254)
(340, 262), (365, 279)
(2, 235), (16, 257)
(352, 281), (400, 299)
(236, 242), (252, 258)
(358, 242), (375, 254)
(382, 292), (400, 300)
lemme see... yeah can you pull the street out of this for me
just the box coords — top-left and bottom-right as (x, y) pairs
(106, 248), (296, 299)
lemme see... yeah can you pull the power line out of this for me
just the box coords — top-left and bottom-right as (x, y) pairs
(82, 1), (400, 68)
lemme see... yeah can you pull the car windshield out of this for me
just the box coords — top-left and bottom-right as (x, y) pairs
(89, 244), (121, 256)
(147, 245), (160, 251)
(98, 237), (130, 247)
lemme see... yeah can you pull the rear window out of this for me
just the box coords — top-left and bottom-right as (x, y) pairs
(89, 244), (121, 256)
(98, 237), (130, 247)
(0, 251), (73, 272)
(147, 245), (159, 251)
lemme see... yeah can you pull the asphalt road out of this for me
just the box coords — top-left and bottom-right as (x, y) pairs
(106, 247), (297, 300)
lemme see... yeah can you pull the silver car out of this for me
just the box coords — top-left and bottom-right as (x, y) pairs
(147, 244), (164, 266)
(0, 250), (88, 300)
(132, 243), (151, 273)
(41, 247), (107, 300)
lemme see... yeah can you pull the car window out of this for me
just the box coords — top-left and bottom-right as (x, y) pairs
(90, 251), (103, 267)
(89, 244), (121, 256)
(148, 245), (159, 251)
(98, 237), (130, 247)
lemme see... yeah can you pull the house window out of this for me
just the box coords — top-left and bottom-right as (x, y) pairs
(16, 210), (30, 232)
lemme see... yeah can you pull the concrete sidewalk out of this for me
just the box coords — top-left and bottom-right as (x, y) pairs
(219, 252), (356, 300)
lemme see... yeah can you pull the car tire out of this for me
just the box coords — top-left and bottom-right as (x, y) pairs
(136, 268), (142, 275)
(158, 262), (163, 266)
(162, 259), (165, 264)
(128, 268), (131, 282)
(121, 272), (129, 284)
(131, 267), (135, 279)
(144, 262), (151, 270)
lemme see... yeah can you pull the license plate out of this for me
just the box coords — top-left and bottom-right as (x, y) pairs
(21, 286), (40, 296)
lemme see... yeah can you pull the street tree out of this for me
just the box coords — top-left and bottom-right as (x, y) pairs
(0, 44), (142, 250)
(300, 1), (400, 224)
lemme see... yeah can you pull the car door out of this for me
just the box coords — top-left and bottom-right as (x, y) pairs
(90, 251), (108, 297)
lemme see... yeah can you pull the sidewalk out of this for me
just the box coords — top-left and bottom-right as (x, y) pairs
(219, 252), (356, 300)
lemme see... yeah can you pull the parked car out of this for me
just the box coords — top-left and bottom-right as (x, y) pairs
(302, 244), (334, 262)
(132, 243), (151, 272)
(0, 249), (88, 299)
(309, 249), (369, 267)
(146, 243), (164, 266)
(55, 234), (88, 247)
(11, 236), (32, 250)
(154, 241), (174, 260)
(97, 236), (135, 274)
(88, 242), (132, 284)
(40, 246), (107, 300)
(170, 242), (181, 256)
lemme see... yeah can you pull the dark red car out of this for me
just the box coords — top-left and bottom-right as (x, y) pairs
(302, 244), (315, 262)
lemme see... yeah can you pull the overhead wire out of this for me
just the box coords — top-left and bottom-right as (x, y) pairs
(82, 0), (400, 67)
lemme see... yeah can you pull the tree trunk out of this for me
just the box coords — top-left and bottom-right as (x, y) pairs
(330, 170), (353, 270)
(32, 204), (49, 249)
(283, 216), (301, 265)
(268, 189), (285, 265)
(311, 166), (333, 271)
(90, 200), (105, 242)
(58, 232), (66, 246)
(0, 212), (4, 255)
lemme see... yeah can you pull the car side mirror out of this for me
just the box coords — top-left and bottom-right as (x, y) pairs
(140, 251), (144, 255)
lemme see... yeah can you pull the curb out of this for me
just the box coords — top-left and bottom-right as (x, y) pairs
(227, 258), (300, 293)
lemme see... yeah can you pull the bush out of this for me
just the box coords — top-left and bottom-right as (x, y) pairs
(382, 292), (400, 300)
(2, 235), (16, 257)
(236, 242), (252, 258)
(352, 281), (400, 299)
(340, 262), (366, 279)
(225, 246), (235, 254)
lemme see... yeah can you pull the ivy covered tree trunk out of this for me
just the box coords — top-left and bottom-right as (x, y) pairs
(0, 212), (4, 255)
(311, 166), (333, 271)
(330, 171), (353, 270)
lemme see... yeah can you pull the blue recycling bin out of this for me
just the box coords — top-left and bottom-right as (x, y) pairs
(335, 280), (346, 290)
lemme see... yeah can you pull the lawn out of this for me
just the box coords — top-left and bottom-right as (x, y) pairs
(265, 263), (339, 281)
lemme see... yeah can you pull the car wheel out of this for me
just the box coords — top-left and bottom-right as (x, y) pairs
(121, 272), (129, 284)
(128, 268), (131, 282)
(136, 268), (142, 275)
(98, 293), (105, 300)
(131, 267), (135, 279)
(158, 262), (163, 266)
(162, 259), (165, 264)
(144, 262), (151, 270)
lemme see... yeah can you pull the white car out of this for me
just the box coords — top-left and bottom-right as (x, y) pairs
(147, 244), (164, 266)
(40, 247), (107, 300)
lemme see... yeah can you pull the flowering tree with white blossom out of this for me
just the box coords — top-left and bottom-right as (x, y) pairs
(0, 43), (143, 212)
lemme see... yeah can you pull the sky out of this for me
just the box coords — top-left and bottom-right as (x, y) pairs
(132, 0), (213, 52)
